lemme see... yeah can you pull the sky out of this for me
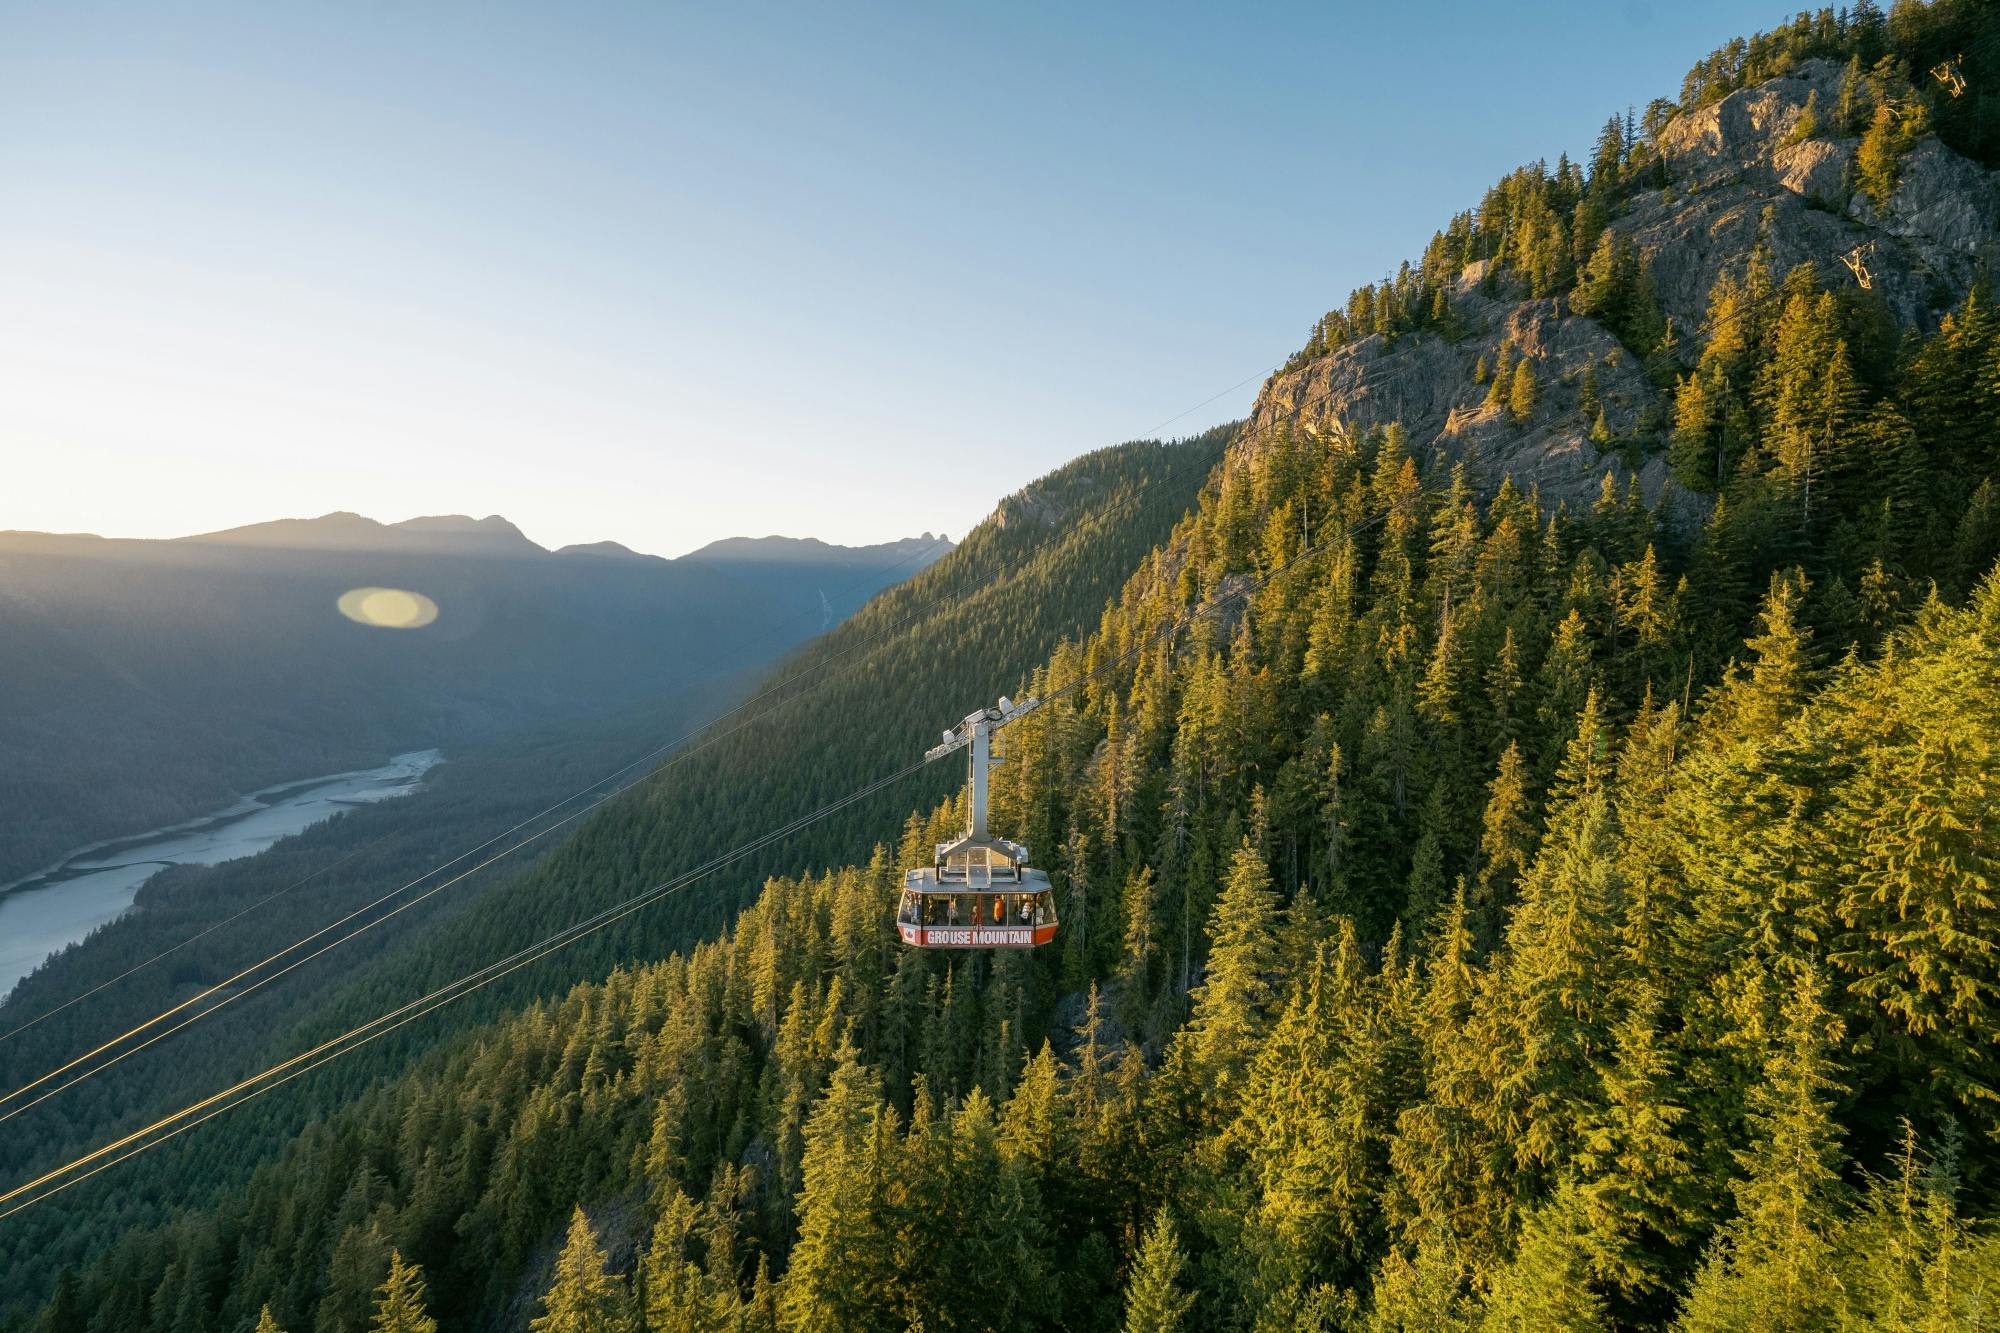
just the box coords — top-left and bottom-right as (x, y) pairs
(0, 0), (1782, 558)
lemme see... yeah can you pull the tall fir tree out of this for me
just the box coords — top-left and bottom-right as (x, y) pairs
(367, 1252), (437, 1333)
(1122, 1208), (1197, 1333)
(531, 1208), (636, 1333)
(1179, 840), (1282, 1109)
(1677, 966), (1850, 1331)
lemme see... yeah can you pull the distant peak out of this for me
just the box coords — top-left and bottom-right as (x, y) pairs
(684, 532), (954, 563)
(555, 540), (656, 561)
(389, 514), (537, 544)
(179, 511), (544, 554)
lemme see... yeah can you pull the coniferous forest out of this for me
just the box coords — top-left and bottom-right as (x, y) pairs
(10, 2), (2000, 1329)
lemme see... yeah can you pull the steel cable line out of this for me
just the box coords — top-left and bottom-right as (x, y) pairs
(0, 538), (997, 1113)
(0, 366), (1428, 1221)
(1134, 369), (1270, 440)
(0, 756), (932, 1221)
(0, 380), (1304, 1109)
(0, 241), (1924, 1225)
(0, 531), (958, 1050)
(1, 378), (1274, 1051)
(0, 515), (1103, 1124)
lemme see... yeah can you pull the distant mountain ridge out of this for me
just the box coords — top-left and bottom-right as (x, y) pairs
(554, 540), (648, 559)
(0, 515), (947, 884)
(179, 511), (543, 554)
(166, 512), (953, 568)
(685, 531), (945, 563)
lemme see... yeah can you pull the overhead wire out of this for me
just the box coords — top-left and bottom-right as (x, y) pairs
(0, 361), (1438, 1222)
(0, 756), (932, 1221)
(0, 531), (958, 1050)
(0, 375), (1314, 1112)
(0, 539), (1021, 1113)
(0, 522), (1057, 1120)
(2, 371), (1288, 1053)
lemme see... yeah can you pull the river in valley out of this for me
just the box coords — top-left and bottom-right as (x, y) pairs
(0, 750), (442, 1000)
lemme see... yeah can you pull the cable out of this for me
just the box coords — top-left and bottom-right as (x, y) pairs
(0, 529), (958, 1048)
(0, 405), (1249, 1109)
(0, 365), (1432, 1220)
(0, 367), (1275, 1050)
(0, 757), (931, 1220)
(0, 207), (1840, 1227)
(0, 548), (1051, 1124)
(0, 840), (383, 1047)
(1134, 369), (1270, 440)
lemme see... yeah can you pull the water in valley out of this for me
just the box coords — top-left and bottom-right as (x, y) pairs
(0, 750), (442, 999)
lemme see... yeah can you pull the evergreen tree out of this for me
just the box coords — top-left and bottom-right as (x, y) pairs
(782, 1053), (894, 1333)
(1474, 742), (1536, 940)
(1367, 1224), (1478, 1332)
(367, 1252), (437, 1333)
(1574, 990), (1697, 1310)
(1487, 343), (1517, 408)
(1787, 88), (1821, 143)
(1765, 291), (1860, 530)
(1180, 841), (1282, 1106)
(33, 1272), (85, 1333)
(638, 1185), (710, 1333)
(1677, 967), (1850, 1331)
(1478, 1185), (1610, 1331)
(1496, 693), (1626, 1178)
(531, 1208), (636, 1333)
(1508, 357), (1540, 422)
(1831, 628), (2000, 1058)
(1122, 1208), (1196, 1333)
(1857, 101), (1904, 205)
(1724, 569), (1817, 738)
(1234, 928), (1402, 1306)
(1835, 1119), (2000, 1327)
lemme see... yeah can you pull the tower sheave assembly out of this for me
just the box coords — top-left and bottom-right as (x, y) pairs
(897, 697), (1058, 949)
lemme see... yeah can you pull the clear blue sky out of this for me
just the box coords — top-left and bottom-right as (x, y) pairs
(1, 1), (1777, 556)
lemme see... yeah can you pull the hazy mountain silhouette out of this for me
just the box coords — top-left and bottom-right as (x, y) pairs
(0, 516), (949, 883)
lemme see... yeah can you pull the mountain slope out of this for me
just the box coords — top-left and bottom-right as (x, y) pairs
(11, 3), (2000, 1328)
(0, 428), (1227, 1313)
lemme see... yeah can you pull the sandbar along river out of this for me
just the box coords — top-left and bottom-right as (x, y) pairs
(0, 750), (441, 1000)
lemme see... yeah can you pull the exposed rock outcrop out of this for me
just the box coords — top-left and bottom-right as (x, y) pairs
(1245, 57), (2000, 516)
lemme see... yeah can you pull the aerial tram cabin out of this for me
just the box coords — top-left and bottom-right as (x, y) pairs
(897, 697), (1058, 950)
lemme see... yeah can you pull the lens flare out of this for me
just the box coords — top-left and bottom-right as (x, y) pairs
(336, 586), (439, 630)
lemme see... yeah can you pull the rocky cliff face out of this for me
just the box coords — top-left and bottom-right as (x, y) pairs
(1249, 57), (2000, 515)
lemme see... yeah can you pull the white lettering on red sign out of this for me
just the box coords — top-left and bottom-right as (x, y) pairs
(919, 928), (1032, 946)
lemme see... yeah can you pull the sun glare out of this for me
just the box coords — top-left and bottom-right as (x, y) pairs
(336, 586), (440, 630)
